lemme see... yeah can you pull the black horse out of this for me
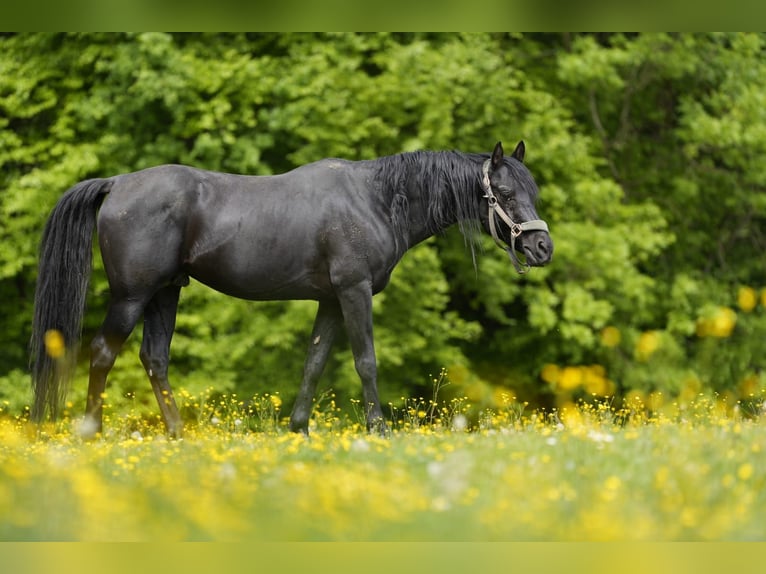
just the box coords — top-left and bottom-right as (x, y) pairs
(30, 140), (552, 437)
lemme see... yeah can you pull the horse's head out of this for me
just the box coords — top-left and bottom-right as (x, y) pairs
(480, 141), (553, 273)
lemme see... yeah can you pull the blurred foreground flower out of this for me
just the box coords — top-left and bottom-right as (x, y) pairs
(44, 329), (65, 359)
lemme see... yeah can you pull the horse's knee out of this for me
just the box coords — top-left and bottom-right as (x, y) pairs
(139, 347), (168, 379)
(353, 354), (377, 382)
(138, 346), (150, 367)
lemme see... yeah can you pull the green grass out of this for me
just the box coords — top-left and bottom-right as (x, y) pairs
(1, 394), (765, 541)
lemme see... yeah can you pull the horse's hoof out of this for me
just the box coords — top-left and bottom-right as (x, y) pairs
(367, 418), (390, 438)
(76, 415), (102, 440)
(289, 422), (310, 437)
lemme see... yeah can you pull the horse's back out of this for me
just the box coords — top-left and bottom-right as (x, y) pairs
(96, 161), (395, 300)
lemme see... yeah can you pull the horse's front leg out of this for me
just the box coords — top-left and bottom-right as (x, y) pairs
(289, 299), (343, 435)
(337, 281), (387, 435)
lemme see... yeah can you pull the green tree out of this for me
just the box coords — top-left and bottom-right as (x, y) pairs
(553, 33), (766, 404)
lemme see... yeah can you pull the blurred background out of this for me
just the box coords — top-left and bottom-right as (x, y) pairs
(1, 33), (764, 420)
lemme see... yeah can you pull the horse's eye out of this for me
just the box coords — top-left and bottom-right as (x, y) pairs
(496, 184), (513, 195)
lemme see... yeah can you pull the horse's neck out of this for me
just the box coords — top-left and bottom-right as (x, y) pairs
(405, 173), (479, 246)
(376, 151), (483, 251)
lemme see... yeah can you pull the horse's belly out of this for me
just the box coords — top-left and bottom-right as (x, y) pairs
(182, 210), (395, 301)
(187, 254), (332, 301)
(194, 274), (331, 301)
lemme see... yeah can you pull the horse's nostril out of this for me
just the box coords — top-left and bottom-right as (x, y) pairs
(537, 239), (549, 255)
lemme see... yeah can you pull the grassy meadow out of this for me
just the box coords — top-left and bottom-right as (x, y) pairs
(1, 391), (765, 542)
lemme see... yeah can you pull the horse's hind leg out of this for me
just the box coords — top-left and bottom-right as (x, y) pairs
(289, 299), (343, 434)
(139, 285), (183, 438)
(83, 298), (146, 438)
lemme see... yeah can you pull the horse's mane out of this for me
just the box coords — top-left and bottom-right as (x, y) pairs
(373, 150), (487, 260)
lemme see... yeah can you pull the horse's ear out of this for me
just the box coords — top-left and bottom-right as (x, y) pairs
(491, 141), (504, 169)
(511, 140), (525, 162)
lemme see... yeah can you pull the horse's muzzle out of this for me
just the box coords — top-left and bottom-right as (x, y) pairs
(520, 230), (553, 267)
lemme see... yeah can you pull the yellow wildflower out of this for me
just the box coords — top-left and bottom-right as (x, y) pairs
(647, 391), (664, 411)
(680, 507), (698, 527)
(558, 366), (583, 390)
(739, 374), (760, 397)
(737, 286), (757, 312)
(625, 389), (646, 406)
(601, 475), (622, 501)
(678, 377), (703, 406)
(491, 387), (514, 408)
(43, 329), (65, 359)
(599, 326), (621, 348)
(559, 402), (583, 428)
(737, 463), (753, 481)
(654, 466), (669, 489)
(635, 331), (661, 360)
(540, 364), (560, 385)
(582, 365), (611, 396)
(696, 307), (736, 338)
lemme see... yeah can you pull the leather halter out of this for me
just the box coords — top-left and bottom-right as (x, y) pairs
(481, 159), (549, 274)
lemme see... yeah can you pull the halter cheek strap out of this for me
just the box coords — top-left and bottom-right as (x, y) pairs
(481, 160), (549, 274)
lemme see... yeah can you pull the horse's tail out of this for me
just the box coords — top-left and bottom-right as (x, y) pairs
(30, 178), (112, 422)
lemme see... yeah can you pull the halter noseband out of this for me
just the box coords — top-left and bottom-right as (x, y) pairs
(481, 160), (549, 274)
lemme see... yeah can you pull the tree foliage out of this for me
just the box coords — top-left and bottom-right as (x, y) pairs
(1, 33), (764, 416)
